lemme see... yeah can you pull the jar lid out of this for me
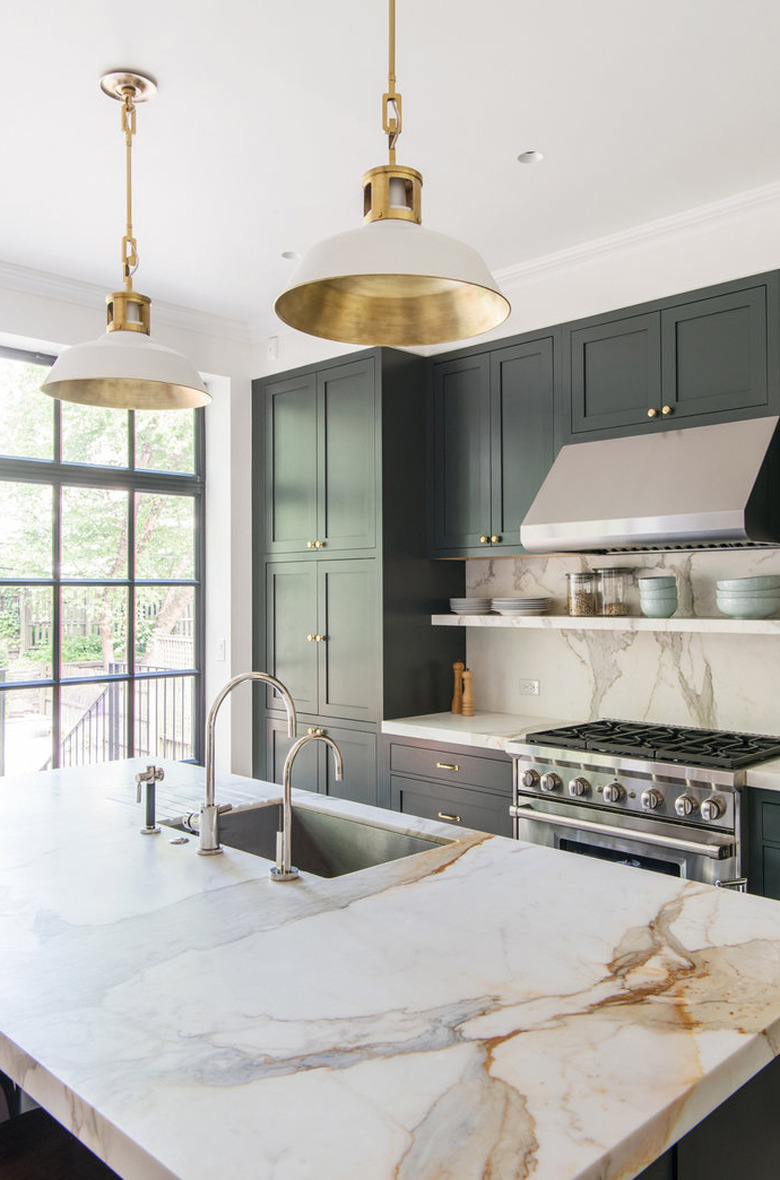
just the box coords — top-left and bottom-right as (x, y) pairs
(594, 567), (634, 576)
(566, 571), (595, 582)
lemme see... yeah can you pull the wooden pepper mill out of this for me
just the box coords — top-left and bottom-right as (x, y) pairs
(451, 661), (464, 714)
(461, 669), (474, 717)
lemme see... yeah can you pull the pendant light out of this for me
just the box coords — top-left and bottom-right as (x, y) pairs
(41, 72), (210, 410)
(274, 0), (510, 347)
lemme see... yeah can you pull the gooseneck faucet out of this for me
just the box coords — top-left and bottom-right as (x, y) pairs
(271, 733), (344, 882)
(199, 672), (297, 855)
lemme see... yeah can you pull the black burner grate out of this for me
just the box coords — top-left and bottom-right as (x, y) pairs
(525, 720), (780, 770)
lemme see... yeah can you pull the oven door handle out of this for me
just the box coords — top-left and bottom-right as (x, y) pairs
(509, 803), (735, 860)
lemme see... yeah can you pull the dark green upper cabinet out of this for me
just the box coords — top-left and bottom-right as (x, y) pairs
(561, 273), (778, 444)
(430, 335), (555, 557)
(431, 353), (492, 552)
(263, 357), (378, 555)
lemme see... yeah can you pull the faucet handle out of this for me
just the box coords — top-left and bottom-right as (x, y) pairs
(135, 764), (164, 803)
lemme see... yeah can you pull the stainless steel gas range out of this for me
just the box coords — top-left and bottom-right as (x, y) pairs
(506, 721), (780, 888)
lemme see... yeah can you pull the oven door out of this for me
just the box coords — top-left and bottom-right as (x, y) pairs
(510, 796), (742, 887)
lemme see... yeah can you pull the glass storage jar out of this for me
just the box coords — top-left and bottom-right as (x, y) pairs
(595, 567), (634, 616)
(566, 572), (597, 616)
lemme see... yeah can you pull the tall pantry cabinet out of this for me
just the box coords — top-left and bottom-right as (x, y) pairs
(252, 348), (464, 807)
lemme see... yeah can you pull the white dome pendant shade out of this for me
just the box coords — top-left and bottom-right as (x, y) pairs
(274, 3), (510, 348)
(42, 323), (211, 410)
(41, 71), (210, 411)
(275, 214), (510, 348)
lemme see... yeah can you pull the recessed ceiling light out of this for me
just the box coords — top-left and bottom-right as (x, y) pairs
(517, 150), (544, 165)
(281, 250), (301, 261)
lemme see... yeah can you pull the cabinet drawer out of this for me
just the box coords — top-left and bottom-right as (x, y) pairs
(390, 776), (512, 837)
(389, 742), (511, 794)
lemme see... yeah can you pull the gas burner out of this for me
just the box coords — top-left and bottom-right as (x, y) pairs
(525, 720), (780, 770)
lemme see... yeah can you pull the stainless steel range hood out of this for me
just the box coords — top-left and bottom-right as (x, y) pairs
(521, 416), (780, 553)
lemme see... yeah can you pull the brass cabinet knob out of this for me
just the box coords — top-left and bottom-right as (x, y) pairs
(479, 535), (489, 544)
(307, 726), (325, 736)
(490, 535), (500, 544)
(647, 408), (659, 419)
(306, 541), (315, 549)
(661, 404), (673, 416)
(306, 633), (315, 642)
(314, 540), (324, 549)
(315, 634), (324, 642)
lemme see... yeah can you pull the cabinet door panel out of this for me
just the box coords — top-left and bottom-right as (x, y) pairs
(391, 776), (513, 837)
(319, 561), (379, 721)
(264, 374), (318, 553)
(570, 313), (661, 434)
(431, 355), (492, 550)
(266, 563), (319, 715)
(491, 338), (554, 549)
(320, 725), (377, 806)
(662, 287), (768, 420)
(319, 359), (377, 551)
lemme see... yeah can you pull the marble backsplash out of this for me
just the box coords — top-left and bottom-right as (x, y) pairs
(464, 549), (780, 734)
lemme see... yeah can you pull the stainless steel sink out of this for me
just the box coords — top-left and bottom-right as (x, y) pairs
(165, 804), (449, 878)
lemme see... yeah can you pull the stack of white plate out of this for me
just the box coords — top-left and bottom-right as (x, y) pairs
(449, 597), (492, 615)
(491, 596), (551, 616)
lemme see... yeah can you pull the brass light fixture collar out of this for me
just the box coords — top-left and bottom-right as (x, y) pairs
(363, 164), (422, 224)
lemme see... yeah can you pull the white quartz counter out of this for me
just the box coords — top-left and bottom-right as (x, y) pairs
(3, 759), (780, 1179)
(381, 711), (780, 790)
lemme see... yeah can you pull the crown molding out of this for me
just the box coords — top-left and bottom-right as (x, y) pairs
(0, 260), (254, 344)
(496, 179), (780, 287)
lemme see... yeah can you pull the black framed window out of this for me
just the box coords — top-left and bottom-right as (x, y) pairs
(0, 345), (205, 775)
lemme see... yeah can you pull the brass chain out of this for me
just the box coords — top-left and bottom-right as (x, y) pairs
(120, 87), (139, 288)
(382, 0), (402, 163)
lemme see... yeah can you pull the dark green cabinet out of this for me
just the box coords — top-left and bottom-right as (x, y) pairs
(746, 787), (780, 899)
(563, 274), (777, 443)
(381, 736), (512, 834)
(430, 336), (555, 557)
(263, 357), (378, 556)
(265, 559), (379, 723)
(265, 716), (377, 806)
(253, 349), (465, 800)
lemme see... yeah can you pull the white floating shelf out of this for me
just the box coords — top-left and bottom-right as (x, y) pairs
(432, 613), (780, 635)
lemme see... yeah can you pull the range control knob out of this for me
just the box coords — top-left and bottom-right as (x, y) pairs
(641, 788), (664, 811)
(603, 781), (625, 804)
(539, 772), (562, 794)
(700, 796), (724, 823)
(675, 793), (698, 819)
(568, 776), (590, 798)
(520, 768), (540, 790)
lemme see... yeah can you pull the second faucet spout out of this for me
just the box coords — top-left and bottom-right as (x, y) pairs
(271, 733), (344, 882)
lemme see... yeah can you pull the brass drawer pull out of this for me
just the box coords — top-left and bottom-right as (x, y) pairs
(647, 407), (659, 419)
(479, 535), (489, 544)
(435, 761), (459, 771)
(661, 404), (673, 416)
(490, 535), (500, 543)
(438, 810), (461, 823)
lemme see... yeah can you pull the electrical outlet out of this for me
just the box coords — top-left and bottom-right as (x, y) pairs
(518, 678), (539, 696)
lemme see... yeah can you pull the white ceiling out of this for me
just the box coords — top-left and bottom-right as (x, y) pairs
(2, 0), (780, 341)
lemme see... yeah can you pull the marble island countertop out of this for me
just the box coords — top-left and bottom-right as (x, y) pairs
(3, 759), (780, 1179)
